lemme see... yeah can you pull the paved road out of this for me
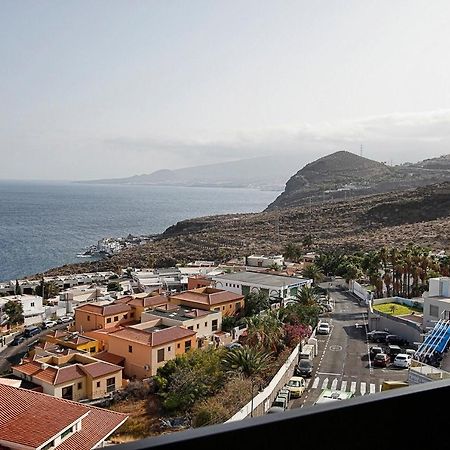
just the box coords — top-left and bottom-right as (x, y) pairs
(291, 285), (408, 409)
(0, 323), (71, 374)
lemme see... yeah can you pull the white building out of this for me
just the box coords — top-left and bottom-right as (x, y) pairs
(423, 277), (450, 329)
(0, 294), (45, 326)
(212, 271), (312, 302)
(246, 255), (284, 268)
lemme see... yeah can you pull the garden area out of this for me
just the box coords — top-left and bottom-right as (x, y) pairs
(373, 302), (422, 316)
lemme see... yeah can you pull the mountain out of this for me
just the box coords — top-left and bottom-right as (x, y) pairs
(78, 155), (309, 191)
(266, 151), (450, 210)
(37, 181), (450, 277)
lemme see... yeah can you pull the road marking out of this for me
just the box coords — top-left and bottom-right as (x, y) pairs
(350, 381), (357, 393)
(360, 382), (366, 395)
(316, 372), (342, 376)
(331, 378), (338, 390)
(312, 377), (320, 389)
(341, 380), (347, 391)
(369, 383), (376, 394)
(321, 378), (329, 389)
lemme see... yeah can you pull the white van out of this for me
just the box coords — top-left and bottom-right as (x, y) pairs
(299, 344), (315, 361)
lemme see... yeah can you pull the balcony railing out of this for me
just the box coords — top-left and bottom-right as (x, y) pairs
(112, 378), (450, 450)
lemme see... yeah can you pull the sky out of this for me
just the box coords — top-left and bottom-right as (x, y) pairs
(1, 0), (450, 180)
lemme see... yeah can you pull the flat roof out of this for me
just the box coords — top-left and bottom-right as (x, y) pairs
(214, 271), (310, 287)
(145, 306), (212, 322)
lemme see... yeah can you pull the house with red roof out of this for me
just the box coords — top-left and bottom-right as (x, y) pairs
(108, 321), (196, 379)
(0, 383), (127, 449)
(12, 352), (123, 401)
(169, 287), (244, 317)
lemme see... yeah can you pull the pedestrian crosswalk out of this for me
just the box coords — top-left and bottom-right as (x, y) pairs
(309, 376), (380, 396)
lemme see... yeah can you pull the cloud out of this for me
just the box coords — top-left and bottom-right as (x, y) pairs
(103, 109), (450, 168)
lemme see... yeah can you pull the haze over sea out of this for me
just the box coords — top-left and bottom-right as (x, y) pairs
(0, 181), (279, 282)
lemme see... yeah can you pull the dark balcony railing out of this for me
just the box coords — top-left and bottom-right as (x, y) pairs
(112, 378), (450, 450)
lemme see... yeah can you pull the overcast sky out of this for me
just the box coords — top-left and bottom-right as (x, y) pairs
(1, 0), (450, 180)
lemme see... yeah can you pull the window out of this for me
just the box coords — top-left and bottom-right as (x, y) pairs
(196, 324), (200, 329)
(184, 340), (191, 351)
(214, 307), (220, 312)
(128, 345), (133, 353)
(77, 382), (82, 390)
(106, 377), (115, 393)
(157, 348), (165, 363)
(96, 381), (101, 388)
(235, 302), (241, 311)
(229, 305), (232, 308)
(188, 326), (194, 330)
(222, 306), (225, 311)
(90, 346), (96, 353)
(430, 305), (439, 317)
(114, 316), (118, 322)
(212, 319), (218, 332)
(31, 302), (35, 307)
(124, 314), (128, 319)
(42, 440), (55, 450)
(168, 346), (171, 351)
(87, 315), (90, 321)
(205, 322), (207, 327)
(61, 427), (74, 439)
(106, 317), (112, 323)
(177, 343), (181, 349)
(62, 386), (73, 400)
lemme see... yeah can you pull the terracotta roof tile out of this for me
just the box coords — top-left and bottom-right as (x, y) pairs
(75, 302), (131, 316)
(0, 384), (127, 450)
(171, 288), (243, 306)
(54, 365), (85, 385)
(128, 294), (169, 308)
(111, 326), (196, 347)
(80, 361), (122, 378)
(94, 351), (125, 365)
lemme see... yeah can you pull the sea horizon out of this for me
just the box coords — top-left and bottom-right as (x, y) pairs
(0, 180), (280, 282)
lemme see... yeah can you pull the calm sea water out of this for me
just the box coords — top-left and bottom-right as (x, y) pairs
(0, 181), (279, 282)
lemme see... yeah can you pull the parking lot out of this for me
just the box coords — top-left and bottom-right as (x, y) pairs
(291, 285), (410, 409)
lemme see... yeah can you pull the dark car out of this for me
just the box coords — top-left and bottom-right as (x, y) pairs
(387, 344), (403, 359)
(386, 334), (407, 346)
(373, 353), (390, 367)
(10, 335), (26, 346)
(366, 331), (389, 343)
(23, 326), (41, 338)
(295, 359), (313, 378)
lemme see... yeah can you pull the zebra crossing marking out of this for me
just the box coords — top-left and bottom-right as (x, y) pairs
(321, 378), (329, 389)
(360, 382), (367, 395)
(330, 378), (338, 390)
(341, 380), (347, 391)
(369, 383), (376, 394)
(312, 377), (320, 389)
(350, 381), (357, 393)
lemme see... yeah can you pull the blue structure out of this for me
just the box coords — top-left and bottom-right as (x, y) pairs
(415, 319), (450, 362)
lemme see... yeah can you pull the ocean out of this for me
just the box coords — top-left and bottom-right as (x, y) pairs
(0, 181), (279, 282)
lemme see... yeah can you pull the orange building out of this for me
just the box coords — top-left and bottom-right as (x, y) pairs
(170, 287), (244, 317)
(187, 275), (213, 290)
(108, 322), (196, 378)
(74, 302), (135, 333)
(125, 294), (169, 321)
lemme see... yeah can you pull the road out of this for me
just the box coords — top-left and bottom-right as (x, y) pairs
(0, 322), (71, 374)
(291, 284), (408, 409)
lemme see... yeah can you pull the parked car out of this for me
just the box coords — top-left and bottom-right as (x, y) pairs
(369, 346), (384, 360)
(23, 326), (41, 338)
(386, 334), (408, 346)
(393, 353), (412, 368)
(58, 315), (73, 323)
(267, 395), (288, 414)
(373, 353), (390, 368)
(9, 335), (26, 346)
(317, 322), (331, 335)
(43, 320), (57, 329)
(387, 344), (403, 360)
(366, 330), (389, 343)
(285, 376), (306, 398)
(295, 359), (313, 378)
(277, 387), (292, 403)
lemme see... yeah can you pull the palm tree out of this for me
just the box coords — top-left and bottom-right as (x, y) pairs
(222, 346), (272, 378)
(244, 312), (284, 354)
(296, 286), (319, 306)
(301, 264), (324, 284)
